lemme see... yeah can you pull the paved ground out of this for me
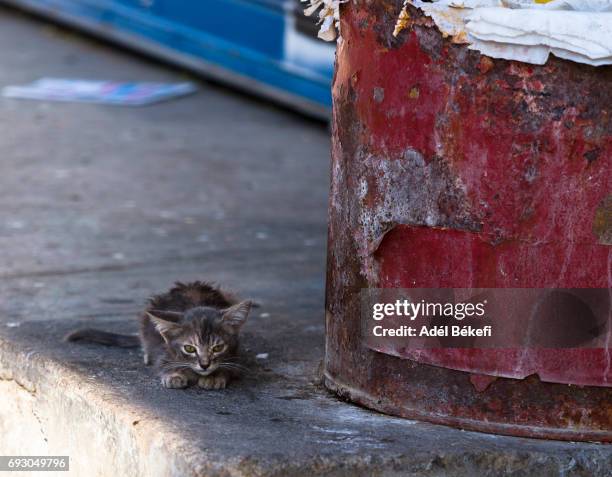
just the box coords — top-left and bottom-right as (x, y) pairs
(0, 5), (610, 477)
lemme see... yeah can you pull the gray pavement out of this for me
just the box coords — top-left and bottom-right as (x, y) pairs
(0, 5), (610, 477)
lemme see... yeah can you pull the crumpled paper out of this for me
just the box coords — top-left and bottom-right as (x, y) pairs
(301, 0), (346, 41)
(408, 0), (612, 66)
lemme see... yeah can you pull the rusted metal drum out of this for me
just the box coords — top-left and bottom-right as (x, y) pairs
(325, 0), (611, 441)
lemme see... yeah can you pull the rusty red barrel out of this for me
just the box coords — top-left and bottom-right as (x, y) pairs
(325, 1), (611, 441)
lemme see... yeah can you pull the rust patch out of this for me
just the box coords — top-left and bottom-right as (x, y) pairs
(584, 147), (602, 164)
(478, 56), (494, 74)
(371, 0), (413, 48)
(469, 374), (498, 393)
(593, 195), (612, 245)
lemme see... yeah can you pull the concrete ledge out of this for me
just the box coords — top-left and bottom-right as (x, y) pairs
(1, 315), (611, 477)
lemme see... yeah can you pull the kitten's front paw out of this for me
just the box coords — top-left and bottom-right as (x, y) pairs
(198, 374), (228, 390)
(161, 373), (189, 389)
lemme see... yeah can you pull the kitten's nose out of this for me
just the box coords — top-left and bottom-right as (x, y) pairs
(199, 360), (210, 369)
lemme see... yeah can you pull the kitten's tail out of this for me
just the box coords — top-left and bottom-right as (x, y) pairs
(64, 329), (140, 348)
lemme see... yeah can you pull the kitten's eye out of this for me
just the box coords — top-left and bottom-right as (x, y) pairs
(211, 344), (225, 353)
(183, 345), (196, 354)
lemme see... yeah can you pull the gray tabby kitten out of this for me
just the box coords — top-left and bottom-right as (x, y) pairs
(66, 281), (251, 389)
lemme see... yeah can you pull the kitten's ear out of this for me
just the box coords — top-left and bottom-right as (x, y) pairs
(221, 301), (251, 334)
(146, 311), (183, 340)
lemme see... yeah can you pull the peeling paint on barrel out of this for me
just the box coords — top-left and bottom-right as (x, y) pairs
(325, 0), (611, 441)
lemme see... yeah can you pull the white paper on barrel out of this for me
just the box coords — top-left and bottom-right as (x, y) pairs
(408, 0), (612, 66)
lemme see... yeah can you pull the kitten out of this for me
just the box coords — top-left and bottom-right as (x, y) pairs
(65, 281), (252, 390)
